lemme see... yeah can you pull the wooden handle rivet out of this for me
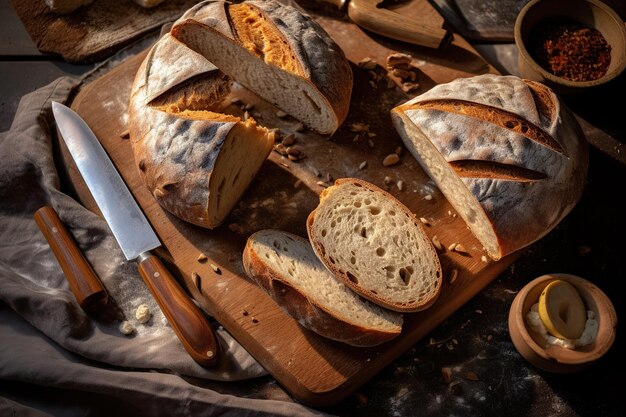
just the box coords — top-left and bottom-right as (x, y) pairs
(206, 350), (215, 358)
(153, 272), (160, 277)
(52, 226), (58, 233)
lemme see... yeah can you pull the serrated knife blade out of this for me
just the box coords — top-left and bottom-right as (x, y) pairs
(52, 101), (220, 367)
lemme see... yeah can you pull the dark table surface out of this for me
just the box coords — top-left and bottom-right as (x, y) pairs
(1, 0), (624, 416)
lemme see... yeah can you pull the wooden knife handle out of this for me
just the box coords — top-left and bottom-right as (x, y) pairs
(34, 206), (109, 313)
(138, 255), (220, 367)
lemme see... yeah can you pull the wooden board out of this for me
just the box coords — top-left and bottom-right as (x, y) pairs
(10, 0), (201, 63)
(60, 2), (520, 408)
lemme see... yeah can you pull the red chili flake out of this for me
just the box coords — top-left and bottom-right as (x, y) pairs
(529, 16), (611, 82)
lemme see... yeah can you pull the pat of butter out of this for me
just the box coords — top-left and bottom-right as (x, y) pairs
(526, 303), (598, 349)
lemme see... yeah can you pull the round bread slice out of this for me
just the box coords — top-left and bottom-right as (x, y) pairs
(243, 230), (403, 347)
(170, 0), (353, 135)
(129, 33), (275, 229)
(391, 74), (589, 260)
(306, 178), (443, 313)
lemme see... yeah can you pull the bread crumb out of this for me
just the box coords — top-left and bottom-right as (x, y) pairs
(481, 255), (488, 263)
(419, 217), (430, 226)
(382, 153), (400, 166)
(135, 304), (151, 324)
(210, 263), (221, 274)
(431, 235), (443, 251)
(243, 110), (250, 120)
(448, 242), (458, 251)
(453, 243), (467, 253)
(357, 57), (378, 70)
(368, 139), (374, 148)
(355, 392), (369, 406)
(441, 367), (452, 384)
(449, 268), (458, 284)
(276, 110), (287, 118)
(281, 133), (295, 146)
(465, 371), (480, 381)
(294, 122), (305, 132)
(316, 181), (330, 187)
(424, 194), (433, 200)
(119, 321), (135, 335)
(197, 253), (208, 263)
(294, 179), (302, 188)
(243, 103), (254, 110)
(397, 180), (404, 191)
(191, 271), (200, 288)
(359, 161), (367, 170)
(386, 52), (412, 69)
(369, 80), (377, 89)
(383, 176), (393, 185)
(475, 309), (483, 314)
(350, 122), (369, 133)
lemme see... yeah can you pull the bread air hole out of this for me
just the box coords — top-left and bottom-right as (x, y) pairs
(353, 201), (361, 208)
(360, 227), (367, 238)
(350, 256), (356, 265)
(369, 206), (381, 215)
(376, 247), (385, 256)
(399, 267), (412, 285)
(384, 265), (395, 279)
(273, 240), (281, 250)
(321, 229), (327, 237)
(346, 271), (358, 284)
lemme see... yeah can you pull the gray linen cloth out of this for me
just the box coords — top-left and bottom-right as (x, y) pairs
(0, 72), (331, 417)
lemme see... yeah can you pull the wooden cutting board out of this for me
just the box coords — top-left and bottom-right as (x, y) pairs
(60, 1), (520, 407)
(11, 0), (201, 63)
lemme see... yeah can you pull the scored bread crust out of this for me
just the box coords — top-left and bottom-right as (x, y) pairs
(306, 178), (443, 313)
(243, 230), (403, 347)
(391, 74), (589, 260)
(170, 0), (353, 135)
(129, 33), (274, 228)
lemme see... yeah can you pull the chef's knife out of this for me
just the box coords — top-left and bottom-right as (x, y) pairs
(51, 101), (220, 367)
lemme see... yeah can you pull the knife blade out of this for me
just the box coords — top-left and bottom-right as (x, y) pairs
(51, 101), (220, 367)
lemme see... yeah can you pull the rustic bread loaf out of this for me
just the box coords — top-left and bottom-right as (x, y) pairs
(243, 229), (403, 347)
(306, 178), (443, 313)
(391, 74), (588, 261)
(129, 33), (275, 229)
(170, 0), (353, 135)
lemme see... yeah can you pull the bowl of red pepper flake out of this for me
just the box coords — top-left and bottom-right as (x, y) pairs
(514, 0), (626, 94)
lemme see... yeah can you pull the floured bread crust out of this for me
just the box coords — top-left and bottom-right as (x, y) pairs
(129, 33), (274, 228)
(392, 74), (588, 260)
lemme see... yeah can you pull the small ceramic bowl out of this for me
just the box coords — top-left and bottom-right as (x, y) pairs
(514, 0), (626, 94)
(508, 273), (617, 373)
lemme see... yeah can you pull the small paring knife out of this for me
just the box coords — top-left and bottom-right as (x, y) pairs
(51, 101), (221, 368)
(34, 205), (109, 313)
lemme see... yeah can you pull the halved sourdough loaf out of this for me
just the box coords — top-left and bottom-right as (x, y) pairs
(129, 33), (275, 228)
(170, 0), (353, 135)
(391, 74), (589, 261)
(243, 230), (403, 347)
(306, 178), (443, 313)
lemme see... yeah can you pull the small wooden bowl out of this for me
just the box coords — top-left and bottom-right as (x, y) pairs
(508, 273), (617, 373)
(514, 0), (626, 94)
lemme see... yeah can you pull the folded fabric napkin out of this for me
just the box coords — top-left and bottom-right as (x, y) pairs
(0, 70), (331, 417)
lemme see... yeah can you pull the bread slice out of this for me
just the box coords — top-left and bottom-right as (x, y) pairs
(391, 74), (588, 260)
(170, 0), (353, 135)
(129, 33), (275, 229)
(243, 230), (403, 347)
(306, 178), (442, 313)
